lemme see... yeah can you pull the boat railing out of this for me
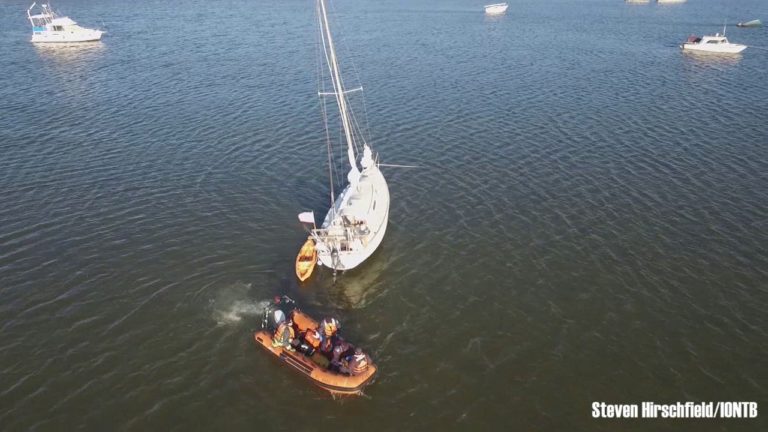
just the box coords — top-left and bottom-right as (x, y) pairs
(28, 2), (56, 26)
(312, 227), (367, 241)
(311, 228), (346, 240)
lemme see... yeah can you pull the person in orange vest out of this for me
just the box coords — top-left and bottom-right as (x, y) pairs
(319, 317), (340, 353)
(303, 327), (322, 351)
(272, 318), (295, 351)
(342, 347), (370, 376)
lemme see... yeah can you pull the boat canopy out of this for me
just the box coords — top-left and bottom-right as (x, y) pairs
(704, 36), (727, 43)
(51, 17), (76, 25)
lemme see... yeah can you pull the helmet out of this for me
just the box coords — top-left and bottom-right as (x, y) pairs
(323, 318), (340, 334)
(272, 310), (286, 326)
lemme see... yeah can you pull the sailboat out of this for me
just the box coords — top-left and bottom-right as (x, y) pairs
(298, 0), (390, 272)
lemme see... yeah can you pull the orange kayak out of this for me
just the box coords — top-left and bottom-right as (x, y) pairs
(254, 310), (376, 396)
(295, 237), (317, 282)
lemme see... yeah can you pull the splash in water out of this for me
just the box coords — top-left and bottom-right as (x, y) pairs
(211, 282), (272, 325)
(214, 299), (272, 325)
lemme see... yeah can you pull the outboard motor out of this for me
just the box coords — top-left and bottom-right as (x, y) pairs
(262, 308), (285, 330)
(261, 295), (295, 330)
(261, 308), (285, 330)
(272, 310), (286, 327)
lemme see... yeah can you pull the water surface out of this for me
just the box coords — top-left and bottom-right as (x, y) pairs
(1, 0), (767, 430)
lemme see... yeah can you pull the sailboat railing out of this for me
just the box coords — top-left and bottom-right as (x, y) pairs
(312, 227), (367, 239)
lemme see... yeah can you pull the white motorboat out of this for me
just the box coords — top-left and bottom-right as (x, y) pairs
(657, 0), (686, 4)
(736, 19), (762, 28)
(625, 0), (650, 4)
(681, 32), (747, 54)
(484, 3), (509, 15)
(299, 0), (390, 272)
(27, 2), (103, 43)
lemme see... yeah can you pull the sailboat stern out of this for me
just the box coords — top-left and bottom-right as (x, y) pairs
(312, 166), (390, 271)
(314, 214), (388, 271)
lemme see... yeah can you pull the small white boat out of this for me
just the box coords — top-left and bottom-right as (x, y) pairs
(657, 0), (686, 4)
(27, 2), (103, 43)
(737, 19), (762, 28)
(484, 3), (509, 15)
(681, 32), (747, 54)
(625, 0), (650, 4)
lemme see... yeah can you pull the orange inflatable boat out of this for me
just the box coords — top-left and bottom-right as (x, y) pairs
(255, 305), (376, 396)
(295, 237), (317, 282)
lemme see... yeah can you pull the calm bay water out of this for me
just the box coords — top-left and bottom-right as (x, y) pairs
(1, 0), (767, 430)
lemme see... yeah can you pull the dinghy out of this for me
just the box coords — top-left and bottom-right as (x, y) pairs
(295, 237), (317, 282)
(255, 298), (377, 396)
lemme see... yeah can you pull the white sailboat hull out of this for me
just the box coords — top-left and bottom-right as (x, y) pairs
(314, 165), (390, 271)
(317, 208), (388, 271)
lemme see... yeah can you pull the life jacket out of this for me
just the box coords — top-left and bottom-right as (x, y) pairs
(351, 353), (369, 374)
(304, 329), (321, 349)
(275, 322), (294, 341)
(322, 319), (338, 337)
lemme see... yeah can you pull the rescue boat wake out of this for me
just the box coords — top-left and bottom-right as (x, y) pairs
(210, 282), (271, 325)
(214, 299), (271, 325)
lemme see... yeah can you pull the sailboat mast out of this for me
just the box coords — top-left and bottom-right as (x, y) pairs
(318, 0), (359, 178)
